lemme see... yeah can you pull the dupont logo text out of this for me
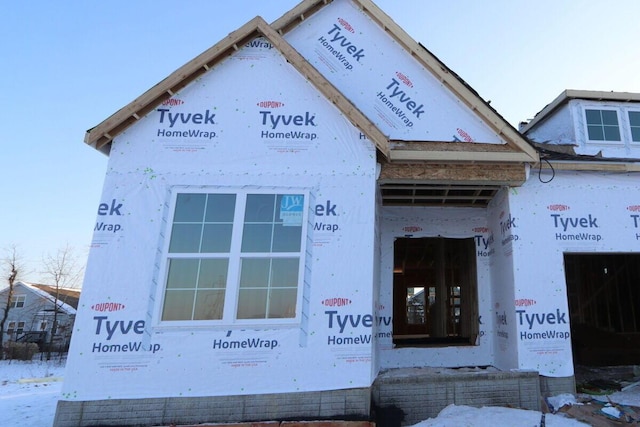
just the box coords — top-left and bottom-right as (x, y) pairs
(322, 298), (352, 307)
(402, 226), (422, 233)
(91, 302), (126, 312)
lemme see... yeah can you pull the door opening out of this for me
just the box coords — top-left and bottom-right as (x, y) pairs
(393, 237), (478, 347)
(564, 253), (640, 366)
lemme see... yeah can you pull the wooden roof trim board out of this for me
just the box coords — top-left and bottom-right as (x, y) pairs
(390, 150), (535, 163)
(271, 0), (539, 164)
(540, 161), (640, 173)
(85, 15), (390, 158)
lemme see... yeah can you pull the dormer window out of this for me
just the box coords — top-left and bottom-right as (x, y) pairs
(629, 111), (640, 142)
(585, 109), (621, 142)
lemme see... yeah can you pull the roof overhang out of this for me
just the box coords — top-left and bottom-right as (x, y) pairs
(522, 89), (640, 133)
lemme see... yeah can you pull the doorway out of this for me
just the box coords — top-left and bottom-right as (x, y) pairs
(564, 253), (640, 366)
(393, 237), (478, 346)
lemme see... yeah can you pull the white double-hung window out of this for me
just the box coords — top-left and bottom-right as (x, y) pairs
(160, 188), (308, 325)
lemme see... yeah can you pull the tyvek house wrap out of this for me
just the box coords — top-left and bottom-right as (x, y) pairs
(284, 0), (506, 144)
(62, 38), (377, 400)
(508, 170), (640, 378)
(376, 207), (496, 370)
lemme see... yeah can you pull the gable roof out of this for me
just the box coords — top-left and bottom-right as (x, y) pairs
(85, 15), (389, 158)
(85, 0), (538, 167)
(9, 281), (78, 314)
(272, 0), (539, 164)
(31, 283), (81, 310)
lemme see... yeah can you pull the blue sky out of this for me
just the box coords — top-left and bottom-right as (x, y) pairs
(2, 0), (639, 283)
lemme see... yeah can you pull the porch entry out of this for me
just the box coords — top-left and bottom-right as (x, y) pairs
(392, 237), (478, 346)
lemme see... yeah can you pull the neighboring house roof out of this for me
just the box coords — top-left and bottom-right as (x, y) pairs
(31, 284), (80, 310)
(84, 0), (538, 165)
(14, 282), (78, 315)
(521, 89), (640, 133)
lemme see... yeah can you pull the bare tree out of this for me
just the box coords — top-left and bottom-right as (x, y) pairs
(0, 246), (22, 360)
(41, 245), (83, 360)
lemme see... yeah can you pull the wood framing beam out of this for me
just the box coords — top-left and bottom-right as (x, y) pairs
(271, 0), (330, 34)
(390, 150), (535, 163)
(541, 161), (640, 172)
(379, 162), (527, 186)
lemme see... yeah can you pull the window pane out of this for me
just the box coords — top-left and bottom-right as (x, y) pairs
(174, 194), (206, 222)
(585, 109), (602, 124)
(169, 224), (202, 253)
(201, 224), (233, 252)
(240, 258), (270, 288)
(193, 289), (225, 320)
(205, 194), (236, 222)
(166, 259), (199, 288)
(268, 289), (297, 318)
(587, 125), (604, 141)
(604, 126), (621, 141)
(245, 194), (275, 222)
(270, 258), (299, 287)
(241, 224), (273, 252)
(632, 127), (640, 142)
(601, 110), (619, 125)
(162, 290), (195, 320)
(629, 112), (640, 127)
(198, 259), (228, 289)
(272, 224), (302, 252)
(237, 289), (267, 319)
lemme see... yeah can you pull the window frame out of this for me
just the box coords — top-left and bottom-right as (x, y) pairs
(583, 107), (622, 144)
(155, 186), (310, 328)
(10, 294), (26, 309)
(628, 110), (640, 144)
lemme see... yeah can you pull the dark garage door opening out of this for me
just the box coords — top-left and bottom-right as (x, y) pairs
(564, 253), (640, 366)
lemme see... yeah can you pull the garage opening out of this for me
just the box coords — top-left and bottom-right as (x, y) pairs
(564, 253), (640, 366)
(393, 237), (478, 346)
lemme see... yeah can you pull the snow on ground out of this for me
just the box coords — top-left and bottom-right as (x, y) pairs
(5, 357), (640, 426)
(409, 404), (588, 426)
(0, 357), (65, 427)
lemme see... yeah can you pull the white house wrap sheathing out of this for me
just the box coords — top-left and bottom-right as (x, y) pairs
(508, 170), (640, 377)
(284, 0), (507, 144)
(377, 207), (495, 369)
(62, 38), (378, 401)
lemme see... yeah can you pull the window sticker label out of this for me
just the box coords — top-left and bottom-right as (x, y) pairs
(280, 195), (304, 226)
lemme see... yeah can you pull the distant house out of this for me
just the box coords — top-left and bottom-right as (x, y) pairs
(1, 281), (79, 351)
